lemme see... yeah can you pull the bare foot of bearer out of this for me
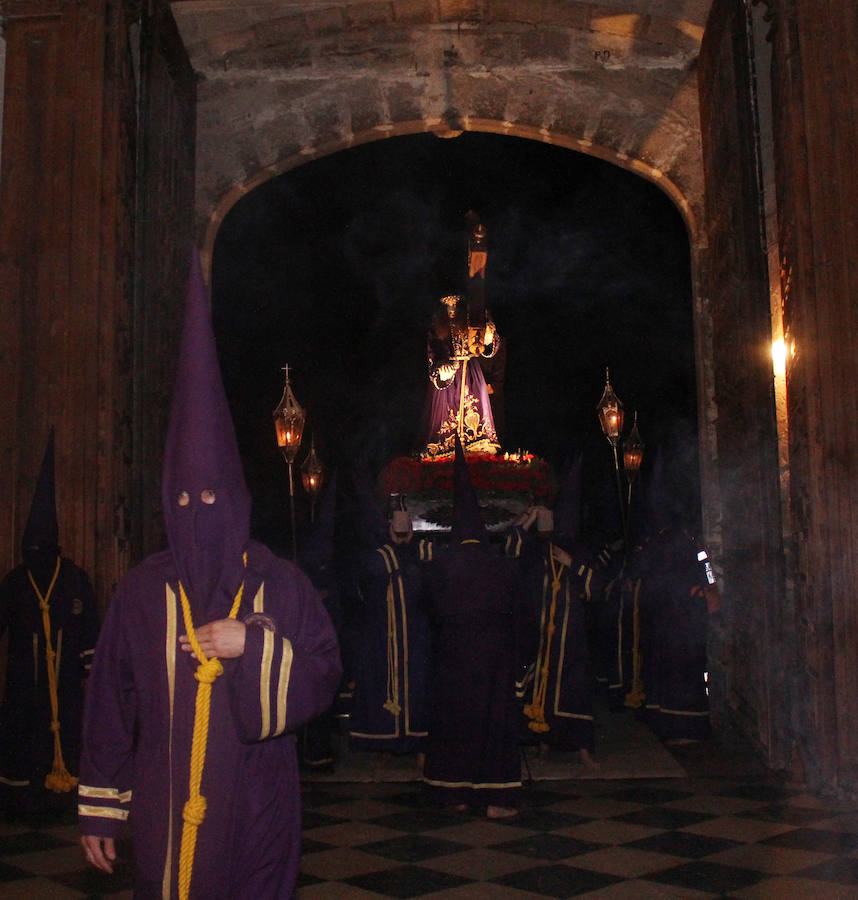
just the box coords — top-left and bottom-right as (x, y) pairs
(580, 747), (600, 770)
(486, 805), (519, 819)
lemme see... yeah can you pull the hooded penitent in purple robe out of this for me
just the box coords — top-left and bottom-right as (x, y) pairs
(628, 523), (711, 742)
(0, 429), (99, 813)
(593, 451), (671, 712)
(422, 437), (522, 809)
(349, 534), (433, 755)
(78, 251), (342, 898)
(296, 472), (343, 769)
(505, 455), (605, 752)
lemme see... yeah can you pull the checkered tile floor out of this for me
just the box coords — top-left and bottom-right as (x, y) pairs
(3, 744), (858, 898)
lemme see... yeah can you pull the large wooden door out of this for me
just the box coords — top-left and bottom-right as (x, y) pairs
(0, 0), (196, 618)
(698, 0), (790, 769)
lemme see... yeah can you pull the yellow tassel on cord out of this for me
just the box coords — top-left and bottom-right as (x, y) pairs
(177, 556), (245, 900)
(28, 558), (78, 793)
(526, 551), (564, 735)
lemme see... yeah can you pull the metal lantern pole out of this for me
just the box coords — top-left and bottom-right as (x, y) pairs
(273, 365), (306, 559)
(596, 367), (627, 544)
(301, 435), (325, 523)
(623, 411), (645, 511)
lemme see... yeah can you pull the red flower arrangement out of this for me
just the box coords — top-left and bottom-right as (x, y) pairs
(377, 453), (557, 505)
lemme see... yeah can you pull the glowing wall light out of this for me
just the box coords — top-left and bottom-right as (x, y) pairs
(771, 338), (787, 377)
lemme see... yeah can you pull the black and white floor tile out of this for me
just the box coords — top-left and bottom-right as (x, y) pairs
(3, 741), (858, 899)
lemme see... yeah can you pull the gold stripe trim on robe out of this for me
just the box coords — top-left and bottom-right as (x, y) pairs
(550, 583), (572, 717)
(0, 776), (30, 786)
(379, 545), (403, 735)
(355, 544), (417, 740)
(79, 784), (132, 802)
(259, 628), (275, 739)
(252, 583), (264, 613)
(397, 563), (422, 737)
(549, 581), (597, 723)
(79, 804), (129, 821)
(422, 777), (522, 790)
(274, 636), (293, 737)
(505, 529), (523, 558)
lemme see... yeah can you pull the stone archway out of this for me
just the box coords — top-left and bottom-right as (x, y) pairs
(202, 124), (726, 727)
(201, 120), (701, 266)
(200, 121), (717, 548)
(183, 0), (720, 579)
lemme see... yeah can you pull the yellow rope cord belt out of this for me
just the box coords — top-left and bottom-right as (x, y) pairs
(177, 555), (246, 900)
(27, 556), (77, 793)
(525, 550), (564, 734)
(379, 547), (402, 716)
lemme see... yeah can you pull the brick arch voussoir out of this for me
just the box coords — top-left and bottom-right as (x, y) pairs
(200, 118), (697, 280)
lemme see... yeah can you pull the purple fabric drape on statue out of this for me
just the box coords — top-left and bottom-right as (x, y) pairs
(419, 337), (499, 459)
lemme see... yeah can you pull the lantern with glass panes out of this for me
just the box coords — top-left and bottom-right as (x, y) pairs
(273, 365), (306, 558)
(301, 436), (325, 523)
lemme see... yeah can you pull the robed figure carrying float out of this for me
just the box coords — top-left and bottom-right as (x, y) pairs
(422, 436), (524, 818)
(348, 479), (432, 760)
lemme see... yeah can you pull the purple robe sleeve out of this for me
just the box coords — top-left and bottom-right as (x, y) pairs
(78, 592), (136, 839)
(228, 566), (342, 744)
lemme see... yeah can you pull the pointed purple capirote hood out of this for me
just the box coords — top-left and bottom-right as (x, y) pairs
(352, 464), (388, 550)
(643, 449), (672, 534)
(161, 249), (251, 609)
(552, 452), (583, 551)
(22, 427), (59, 559)
(451, 434), (487, 542)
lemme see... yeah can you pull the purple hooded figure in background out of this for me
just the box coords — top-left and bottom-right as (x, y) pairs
(0, 428), (99, 818)
(348, 466), (432, 762)
(626, 451), (712, 743)
(78, 251), (342, 898)
(296, 471), (344, 770)
(422, 436), (523, 817)
(504, 454), (605, 766)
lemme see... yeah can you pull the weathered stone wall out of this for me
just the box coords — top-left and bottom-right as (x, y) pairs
(169, 1), (708, 257)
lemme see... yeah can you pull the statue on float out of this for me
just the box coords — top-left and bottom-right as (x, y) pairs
(419, 216), (503, 459)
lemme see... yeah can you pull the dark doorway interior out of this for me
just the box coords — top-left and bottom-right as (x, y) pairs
(211, 131), (697, 556)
